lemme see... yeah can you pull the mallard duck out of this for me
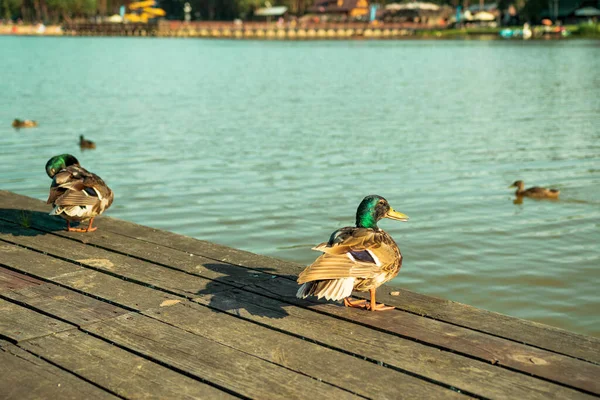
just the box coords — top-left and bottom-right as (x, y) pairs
(510, 180), (559, 199)
(79, 135), (96, 149)
(12, 119), (38, 128)
(297, 195), (408, 311)
(45, 154), (114, 232)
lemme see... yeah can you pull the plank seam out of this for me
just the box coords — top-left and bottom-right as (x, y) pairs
(0, 291), (248, 399)
(142, 309), (371, 400)
(237, 286), (600, 397)
(2, 236), (598, 396)
(8, 215), (595, 366)
(0, 258), (479, 398)
(14, 345), (129, 400)
(4, 213), (597, 365)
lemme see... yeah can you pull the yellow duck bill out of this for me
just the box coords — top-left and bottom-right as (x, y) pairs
(386, 208), (409, 221)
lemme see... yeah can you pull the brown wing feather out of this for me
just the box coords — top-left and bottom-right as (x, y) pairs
(54, 191), (100, 206)
(47, 165), (113, 214)
(297, 253), (382, 283)
(298, 228), (400, 284)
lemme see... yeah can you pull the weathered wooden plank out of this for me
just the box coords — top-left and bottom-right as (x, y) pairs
(2, 191), (596, 364)
(0, 220), (232, 297)
(1, 192), (598, 396)
(193, 289), (595, 400)
(0, 244), (462, 400)
(1, 269), (127, 326)
(0, 242), (183, 312)
(0, 218), (271, 290)
(142, 301), (465, 400)
(0, 340), (118, 400)
(0, 267), (44, 290)
(3, 264), (463, 400)
(250, 278), (600, 394)
(86, 313), (362, 400)
(0, 298), (74, 342)
(2, 220), (598, 394)
(0, 240), (466, 400)
(21, 331), (235, 400)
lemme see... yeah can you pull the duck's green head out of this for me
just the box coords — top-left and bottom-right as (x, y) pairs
(355, 195), (408, 229)
(45, 154), (79, 178)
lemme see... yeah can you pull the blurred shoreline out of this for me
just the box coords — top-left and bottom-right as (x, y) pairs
(2, 21), (598, 39)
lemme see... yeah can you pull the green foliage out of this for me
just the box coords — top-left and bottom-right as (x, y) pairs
(236, 0), (262, 17)
(573, 22), (600, 37)
(1, 0), (23, 20)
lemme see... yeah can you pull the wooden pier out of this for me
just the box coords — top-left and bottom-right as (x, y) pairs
(0, 190), (598, 399)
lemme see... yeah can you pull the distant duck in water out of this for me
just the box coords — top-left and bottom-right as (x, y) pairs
(46, 154), (114, 232)
(297, 195), (409, 311)
(510, 180), (560, 199)
(12, 119), (38, 128)
(79, 135), (96, 149)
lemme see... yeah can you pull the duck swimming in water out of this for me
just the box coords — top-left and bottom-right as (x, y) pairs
(12, 119), (38, 128)
(297, 195), (408, 311)
(79, 135), (96, 149)
(510, 180), (560, 199)
(46, 154), (114, 232)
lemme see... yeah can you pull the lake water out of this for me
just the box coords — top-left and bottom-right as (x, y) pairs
(1, 36), (599, 336)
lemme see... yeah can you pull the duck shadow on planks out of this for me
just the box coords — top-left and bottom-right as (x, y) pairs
(195, 263), (326, 320)
(0, 209), (64, 236)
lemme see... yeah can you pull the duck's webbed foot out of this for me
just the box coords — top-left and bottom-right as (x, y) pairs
(343, 298), (367, 308)
(67, 218), (97, 233)
(367, 288), (395, 311)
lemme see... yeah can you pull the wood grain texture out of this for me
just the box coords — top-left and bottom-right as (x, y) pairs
(3, 192), (595, 365)
(0, 267), (44, 290)
(193, 289), (595, 400)
(251, 277), (600, 394)
(0, 241), (464, 399)
(0, 340), (118, 400)
(0, 191), (598, 400)
(0, 241), (181, 311)
(85, 312), (363, 400)
(0, 219), (232, 297)
(142, 301), (467, 400)
(2, 215), (598, 394)
(0, 298), (74, 342)
(21, 331), (235, 400)
(1, 271), (127, 326)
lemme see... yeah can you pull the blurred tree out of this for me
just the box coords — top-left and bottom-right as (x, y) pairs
(1, 0), (23, 19)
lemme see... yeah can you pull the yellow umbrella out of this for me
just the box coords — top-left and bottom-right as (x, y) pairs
(143, 7), (166, 16)
(129, 0), (156, 10)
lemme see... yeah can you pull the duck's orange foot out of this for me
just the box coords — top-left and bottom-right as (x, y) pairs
(343, 298), (367, 309)
(367, 302), (395, 311)
(66, 220), (97, 233)
(67, 226), (97, 233)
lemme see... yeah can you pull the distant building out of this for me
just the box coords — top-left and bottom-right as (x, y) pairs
(307, 0), (370, 20)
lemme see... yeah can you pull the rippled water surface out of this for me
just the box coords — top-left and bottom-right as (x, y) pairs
(1, 36), (599, 336)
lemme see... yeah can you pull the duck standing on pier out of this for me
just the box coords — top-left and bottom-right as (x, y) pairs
(297, 195), (408, 311)
(45, 154), (114, 232)
(510, 180), (560, 199)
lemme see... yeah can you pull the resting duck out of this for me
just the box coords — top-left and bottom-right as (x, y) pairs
(45, 154), (114, 232)
(510, 180), (559, 199)
(12, 119), (38, 128)
(79, 135), (96, 149)
(297, 195), (408, 311)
